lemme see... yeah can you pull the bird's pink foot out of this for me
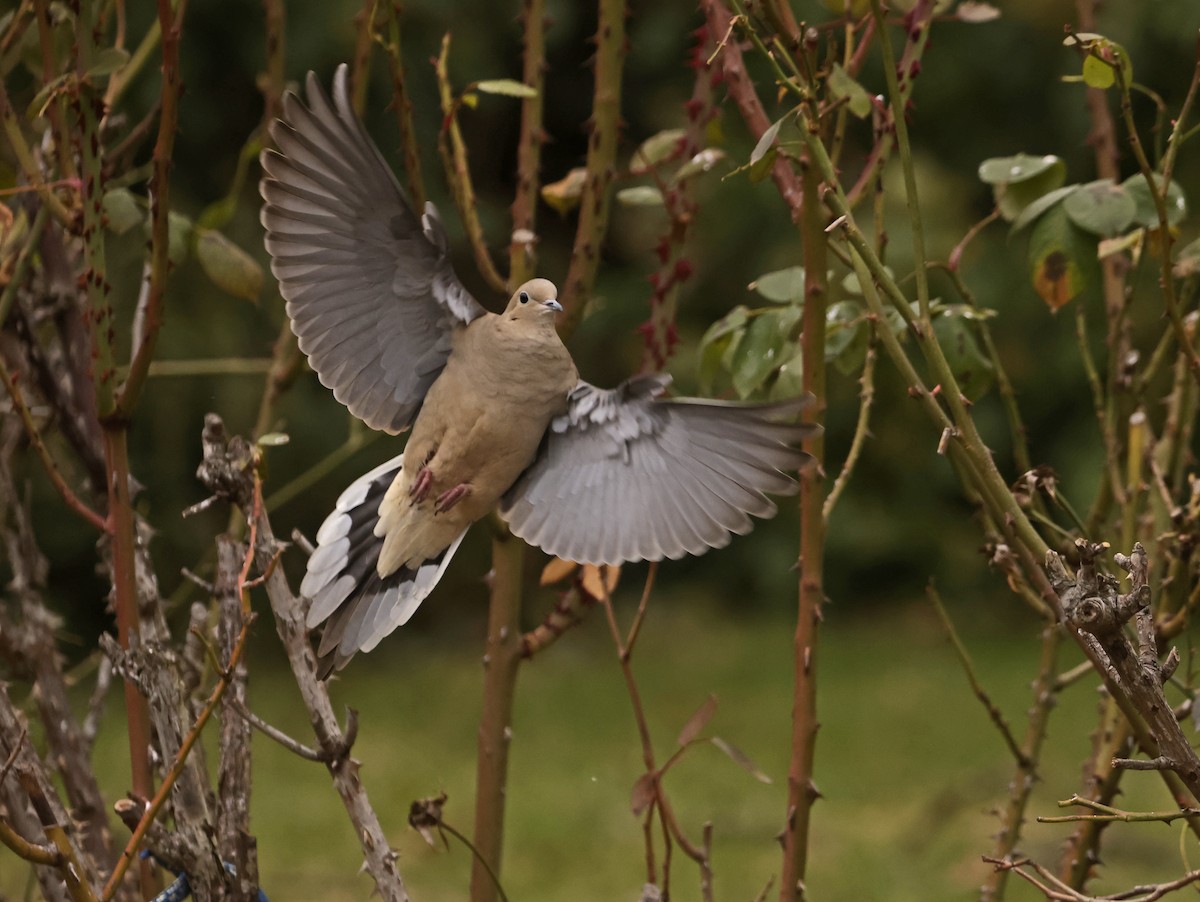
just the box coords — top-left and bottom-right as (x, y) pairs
(434, 483), (472, 513)
(409, 467), (434, 503)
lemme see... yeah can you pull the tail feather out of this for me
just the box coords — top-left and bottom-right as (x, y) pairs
(301, 453), (467, 677)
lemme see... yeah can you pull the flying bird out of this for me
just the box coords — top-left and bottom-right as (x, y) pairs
(260, 65), (817, 676)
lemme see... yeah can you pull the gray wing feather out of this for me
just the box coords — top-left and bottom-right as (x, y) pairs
(302, 454), (467, 676)
(500, 377), (817, 565)
(260, 64), (484, 434)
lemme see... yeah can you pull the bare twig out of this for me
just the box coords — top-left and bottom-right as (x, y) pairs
(194, 414), (411, 901)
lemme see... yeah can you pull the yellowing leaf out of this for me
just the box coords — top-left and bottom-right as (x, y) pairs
(541, 167), (589, 215)
(1028, 206), (1091, 311)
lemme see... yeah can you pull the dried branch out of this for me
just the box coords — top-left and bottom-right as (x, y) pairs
(1047, 542), (1200, 803)
(194, 414), (411, 902)
(1041, 795), (1200, 825)
(215, 536), (258, 900)
(985, 855), (1200, 902)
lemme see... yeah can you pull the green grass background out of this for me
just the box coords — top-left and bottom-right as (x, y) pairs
(6, 594), (1195, 900)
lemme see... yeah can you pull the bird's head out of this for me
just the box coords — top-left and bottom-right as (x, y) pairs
(504, 278), (563, 322)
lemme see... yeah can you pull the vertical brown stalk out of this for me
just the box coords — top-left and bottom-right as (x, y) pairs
(781, 161), (826, 902)
(470, 529), (525, 902)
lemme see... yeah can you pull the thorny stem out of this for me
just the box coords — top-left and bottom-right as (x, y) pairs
(930, 264), (1031, 474)
(507, 0), (546, 286)
(435, 34), (507, 296)
(868, 0), (932, 320)
(599, 574), (711, 894)
(470, 529), (524, 902)
(781, 159), (827, 902)
(560, 0), (627, 336)
(115, 0), (187, 417)
(927, 586), (1026, 768)
(1115, 60), (1200, 390)
(982, 624), (1062, 902)
(375, 0), (427, 211)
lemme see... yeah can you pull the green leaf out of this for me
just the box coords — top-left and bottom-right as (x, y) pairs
(1027, 204), (1093, 310)
(1062, 179), (1136, 237)
(828, 63), (871, 119)
(825, 301), (868, 375)
(672, 148), (726, 184)
(631, 129), (686, 175)
(770, 348), (805, 400)
(697, 306), (749, 395)
(1081, 53), (1115, 89)
(932, 313), (994, 401)
(473, 79), (537, 98)
(102, 188), (143, 235)
(979, 154), (1067, 222)
(1121, 173), (1188, 228)
(748, 145), (776, 183)
(27, 72), (71, 119)
(750, 116), (785, 166)
(154, 210), (194, 267)
(749, 266), (805, 304)
(1012, 184), (1079, 232)
(85, 46), (130, 79)
(731, 308), (800, 399)
(195, 228), (264, 303)
(615, 186), (664, 207)
(977, 153), (1063, 186)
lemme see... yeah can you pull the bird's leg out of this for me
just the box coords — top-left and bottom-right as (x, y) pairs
(408, 445), (438, 503)
(433, 483), (472, 514)
(409, 467), (434, 502)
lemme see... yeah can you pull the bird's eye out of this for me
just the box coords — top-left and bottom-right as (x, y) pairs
(519, 291), (530, 304)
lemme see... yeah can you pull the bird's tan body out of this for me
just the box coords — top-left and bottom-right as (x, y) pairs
(375, 287), (578, 574)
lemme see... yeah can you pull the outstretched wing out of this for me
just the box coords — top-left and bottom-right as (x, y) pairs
(260, 64), (484, 434)
(499, 376), (817, 565)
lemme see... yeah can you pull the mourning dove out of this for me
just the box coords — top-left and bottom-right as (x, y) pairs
(260, 66), (818, 676)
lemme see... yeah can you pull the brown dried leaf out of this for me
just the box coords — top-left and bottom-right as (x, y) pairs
(677, 694), (718, 747)
(630, 772), (656, 816)
(580, 563), (620, 599)
(540, 557), (578, 586)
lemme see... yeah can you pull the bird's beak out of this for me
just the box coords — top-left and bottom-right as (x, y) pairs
(544, 299), (564, 313)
